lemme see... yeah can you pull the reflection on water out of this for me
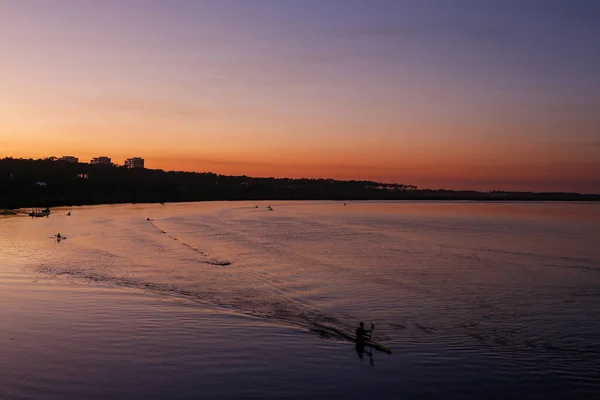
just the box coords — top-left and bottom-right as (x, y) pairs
(1, 201), (600, 399)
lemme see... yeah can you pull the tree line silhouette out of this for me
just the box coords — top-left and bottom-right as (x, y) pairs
(0, 157), (598, 209)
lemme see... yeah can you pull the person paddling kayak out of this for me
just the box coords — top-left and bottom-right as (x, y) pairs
(356, 322), (374, 341)
(355, 322), (375, 365)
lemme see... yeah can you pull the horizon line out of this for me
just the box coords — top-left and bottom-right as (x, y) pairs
(2, 156), (599, 196)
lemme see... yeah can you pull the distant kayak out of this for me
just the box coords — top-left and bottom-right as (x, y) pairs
(311, 322), (392, 354)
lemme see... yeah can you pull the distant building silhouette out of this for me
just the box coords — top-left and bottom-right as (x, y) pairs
(125, 157), (144, 169)
(91, 156), (111, 165)
(60, 156), (79, 163)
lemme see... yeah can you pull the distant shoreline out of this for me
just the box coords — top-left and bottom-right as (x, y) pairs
(4, 197), (600, 213)
(1, 157), (599, 209)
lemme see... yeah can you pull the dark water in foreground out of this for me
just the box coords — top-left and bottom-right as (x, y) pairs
(1, 201), (599, 399)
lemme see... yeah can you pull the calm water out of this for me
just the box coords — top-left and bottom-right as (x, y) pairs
(1, 201), (599, 399)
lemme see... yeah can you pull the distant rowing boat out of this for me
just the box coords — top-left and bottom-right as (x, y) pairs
(28, 207), (51, 217)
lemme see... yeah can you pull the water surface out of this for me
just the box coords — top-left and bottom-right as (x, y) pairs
(1, 201), (599, 399)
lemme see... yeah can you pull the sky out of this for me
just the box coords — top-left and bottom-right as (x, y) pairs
(1, 0), (599, 193)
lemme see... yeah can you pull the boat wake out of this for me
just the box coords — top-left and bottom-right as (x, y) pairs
(35, 262), (369, 347)
(148, 221), (231, 266)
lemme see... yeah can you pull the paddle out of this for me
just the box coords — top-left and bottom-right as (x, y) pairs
(367, 323), (375, 339)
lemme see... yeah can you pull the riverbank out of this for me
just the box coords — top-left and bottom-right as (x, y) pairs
(2, 157), (599, 209)
(3, 194), (600, 211)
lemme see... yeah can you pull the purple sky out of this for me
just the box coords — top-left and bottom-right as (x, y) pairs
(1, 0), (599, 192)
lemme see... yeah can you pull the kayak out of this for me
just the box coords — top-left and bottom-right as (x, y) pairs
(312, 322), (392, 354)
(361, 339), (392, 354)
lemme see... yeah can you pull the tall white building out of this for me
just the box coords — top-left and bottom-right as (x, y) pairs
(91, 156), (111, 165)
(124, 157), (144, 168)
(60, 156), (79, 163)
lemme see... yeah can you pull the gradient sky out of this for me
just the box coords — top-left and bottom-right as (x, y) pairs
(1, 0), (599, 192)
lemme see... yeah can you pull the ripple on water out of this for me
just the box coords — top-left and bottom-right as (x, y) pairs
(1, 201), (599, 398)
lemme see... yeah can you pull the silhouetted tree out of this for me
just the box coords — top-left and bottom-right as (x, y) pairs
(0, 157), (597, 209)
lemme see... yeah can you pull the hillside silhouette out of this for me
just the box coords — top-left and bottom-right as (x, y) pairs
(1, 157), (598, 209)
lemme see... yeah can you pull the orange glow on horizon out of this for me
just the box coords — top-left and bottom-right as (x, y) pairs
(1, 1), (600, 194)
(3, 139), (597, 193)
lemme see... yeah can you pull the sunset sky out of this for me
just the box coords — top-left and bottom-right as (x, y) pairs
(1, 0), (599, 192)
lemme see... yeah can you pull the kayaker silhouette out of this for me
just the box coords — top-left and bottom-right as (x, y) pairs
(355, 322), (375, 365)
(356, 322), (374, 341)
